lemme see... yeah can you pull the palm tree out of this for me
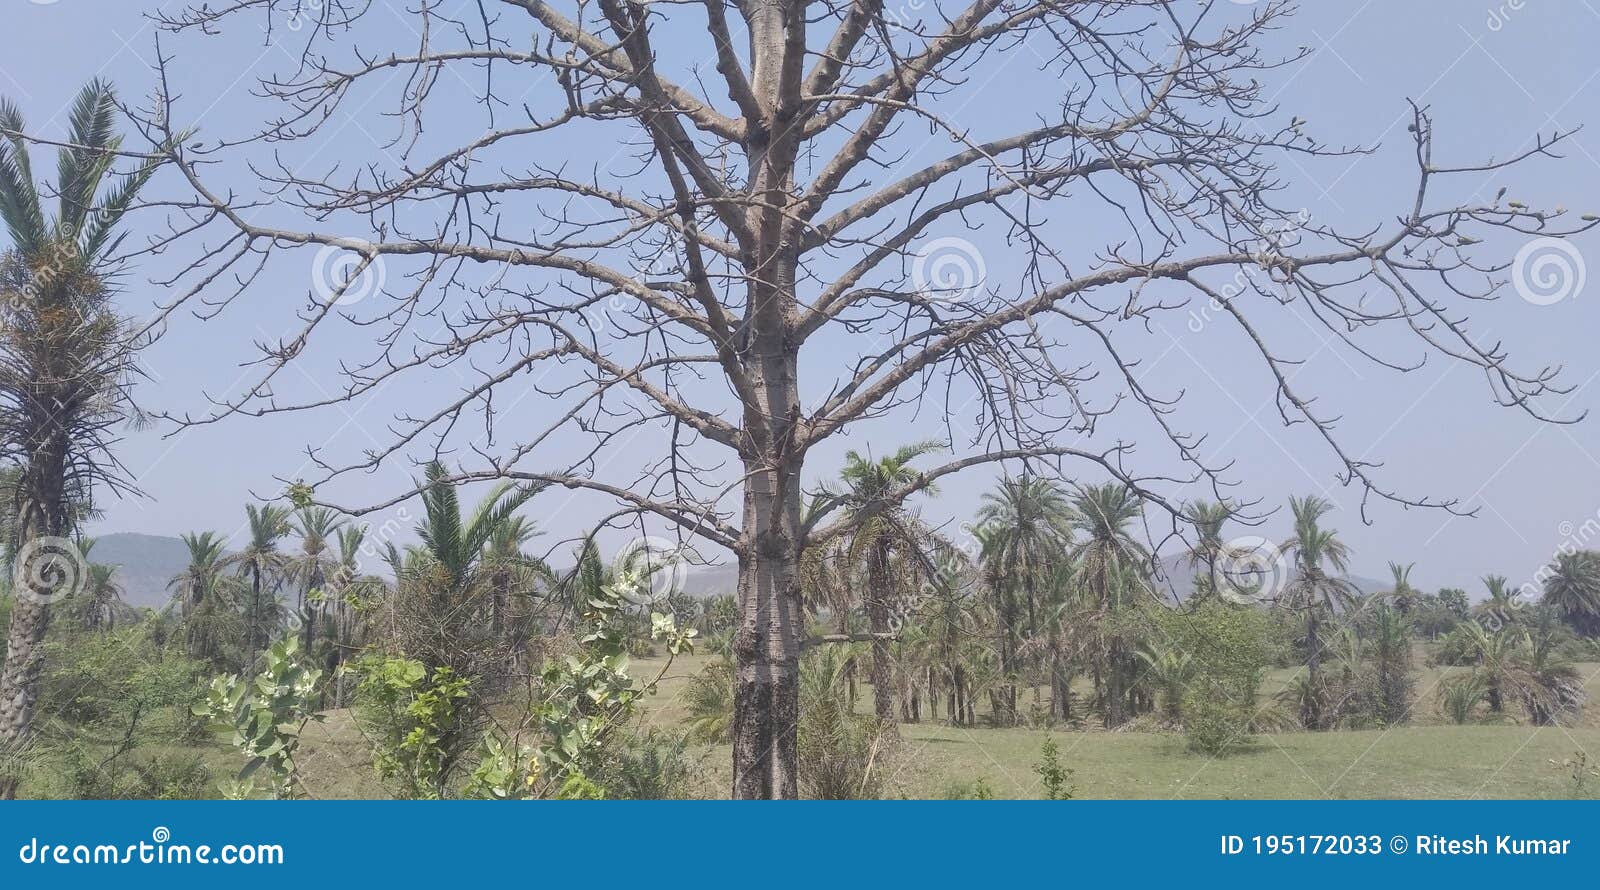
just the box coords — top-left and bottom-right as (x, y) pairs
(224, 503), (292, 669)
(479, 514), (553, 670)
(1279, 495), (1357, 730)
(1543, 551), (1600, 638)
(1183, 499), (1234, 604)
(1473, 574), (1519, 631)
(1135, 644), (1196, 725)
(1067, 483), (1151, 727)
(1370, 603), (1412, 726)
(1387, 561), (1418, 616)
(0, 81), (163, 783)
(976, 476), (1075, 721)
(168, 531), (240, 668)
(1455, 621), (1515, 714)
(1513, 615), (1584, 726)
(62, 539), (129, 633)
(287, 506), (342, 653)
(398, 461), (543, 676)
(826, 441), (944, 728)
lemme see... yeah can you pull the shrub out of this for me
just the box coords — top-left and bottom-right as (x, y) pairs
(1183, 694), (1255, 757)
(351, 654), (472, 799)
(1034, 737), (1074, 799)
(939, 777), (996, 800)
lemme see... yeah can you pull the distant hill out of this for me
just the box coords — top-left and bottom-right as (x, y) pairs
(87, 532), (196, 609)
(1151, 553), (1386, 603)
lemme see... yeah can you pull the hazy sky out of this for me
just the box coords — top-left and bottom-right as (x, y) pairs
(3, 1), (1598, 593)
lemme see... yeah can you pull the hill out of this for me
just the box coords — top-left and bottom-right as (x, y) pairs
(86, 532), (196, 609)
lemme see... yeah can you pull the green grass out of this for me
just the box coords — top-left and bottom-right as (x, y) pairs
(607, 651), (1600, 799)
(96, 649), (1600, 800)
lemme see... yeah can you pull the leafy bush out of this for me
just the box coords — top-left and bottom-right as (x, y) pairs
(351, 654), (472, 799)
(196, 635), (324, 799)
(1183, 694), (1255, 756)
(1034, 737), (1074, 799)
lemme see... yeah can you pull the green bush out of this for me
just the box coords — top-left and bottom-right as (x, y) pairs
(939, 777), (996, 800)
(1183, 694), (1255, 756)
(1034, 737), (1074, 799)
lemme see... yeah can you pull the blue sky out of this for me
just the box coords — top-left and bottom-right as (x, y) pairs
(3, 1), (1599, 593)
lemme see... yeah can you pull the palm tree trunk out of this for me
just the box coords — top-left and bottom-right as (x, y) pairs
(1304, 611), (1323, 730)
(865, 540), (897, 730)
(1106, 636), (1129, 728)
(1049, 638), (1070, 723)
(0, 438), (70, 800)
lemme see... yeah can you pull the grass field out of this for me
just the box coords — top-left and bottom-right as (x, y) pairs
(217, 649), (1600, 800)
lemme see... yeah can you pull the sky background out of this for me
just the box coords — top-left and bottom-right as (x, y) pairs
(2, 0), (1599, 594)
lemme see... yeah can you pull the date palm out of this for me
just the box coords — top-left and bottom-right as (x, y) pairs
(287, 505), (343, 654)
(479, 514), (554, 667)
(976, 476), (1074, 721)
(1370, 603), (1413, 726)
(224, 503), (292, 669)
(1387, 561), (1418, 616)
(0, 81), (163, 784)
(1183, 499), (1235, 604)
(1473, 574), (1519, 631)
(398, 461), (543, 677)
(63, 539), (128, 633)
(168, 531), (241, 669)
(824, 441), (944, 727)
(1067, 482), (1151, 727)
(1542, 551), (1600, 638)
(1454, 621), (1515, 714)
(1279, 495), (1357, 730)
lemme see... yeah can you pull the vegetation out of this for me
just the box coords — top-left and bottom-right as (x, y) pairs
(0, 3), (1596, 803)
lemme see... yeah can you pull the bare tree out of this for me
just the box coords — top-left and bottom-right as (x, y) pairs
(120, 0), (1590, 797)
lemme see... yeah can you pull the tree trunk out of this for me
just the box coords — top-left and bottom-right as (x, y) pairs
(1304, 611), (1323, 730)
(729, 334), (804, 798)
(731, 502), (803, 799)
(1049, 640), (1071, 723)
(865, 540), (897, 729)
(1105, 636), (1128, 728)
(0, 436), (70, 800)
